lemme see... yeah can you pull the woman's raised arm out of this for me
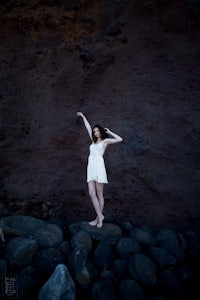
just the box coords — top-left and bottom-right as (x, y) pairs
(104, 128), (123, 144)
(77, 112), (92, 140)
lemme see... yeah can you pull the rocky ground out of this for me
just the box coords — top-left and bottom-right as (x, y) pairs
(0, 215), (200, 300)
(0, 1), (200, 231)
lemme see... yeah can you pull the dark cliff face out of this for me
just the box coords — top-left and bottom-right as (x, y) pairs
(0, 0), (200, 229)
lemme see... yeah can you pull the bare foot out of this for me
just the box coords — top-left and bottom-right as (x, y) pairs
(89, 217), (98, 226)
(97, 215), (104, 228)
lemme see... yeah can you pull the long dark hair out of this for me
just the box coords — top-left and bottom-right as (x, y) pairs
(92, 124), (108, 143)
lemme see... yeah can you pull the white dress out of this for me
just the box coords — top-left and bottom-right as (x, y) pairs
(87, 141), (108, 184)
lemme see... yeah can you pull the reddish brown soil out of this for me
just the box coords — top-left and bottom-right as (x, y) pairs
(0, 1), (200, 231)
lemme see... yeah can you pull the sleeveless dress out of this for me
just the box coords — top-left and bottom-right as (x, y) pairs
(87, 141), (108, 184)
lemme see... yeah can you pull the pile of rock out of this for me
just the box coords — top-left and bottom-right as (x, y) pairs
(0, 215), (199, 300)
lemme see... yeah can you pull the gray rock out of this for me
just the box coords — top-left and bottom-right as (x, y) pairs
(34, 248), (65, 276)
(92, 280), (116, 300)
(100, 270), (114, 280)
(119, 278), (147, 300)
(57, 240), (71, 257)
(0, 240), (6, 257)
(69, 221), (122, 244)
(130, 226), (157, 247)
(34, 224), (63, 249)
(19, 266), (41, 300)
(156, 229), (186, 262)
(158, 269), (192, 299)
(116, 221), (133, 235)
(129, 253), (157, 287)
(148, 246), (177, 269)
(93, 241), (114, 270)
(70, 230), (93, 253)
(114, 258), (129, 280)
(6, 237), (38, 270)
(0, 259), (7, 276)
(38, 264), (76, 300)
(153, 296), (167, 300)
(0, 215), (47, 237)
(68, 246), (96, 286)
(116, 237), (141, 258)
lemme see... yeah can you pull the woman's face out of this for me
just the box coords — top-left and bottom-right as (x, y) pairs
(93, 127), (101, 138)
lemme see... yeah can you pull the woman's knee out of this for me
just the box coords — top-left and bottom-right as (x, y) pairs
(89, 188), (96, 198)
(96, 191), (103, 200)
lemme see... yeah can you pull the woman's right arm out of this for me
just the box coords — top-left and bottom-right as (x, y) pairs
(77, 112), (92, 140)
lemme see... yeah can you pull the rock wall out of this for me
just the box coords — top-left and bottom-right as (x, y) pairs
(0, 0), (200, 229)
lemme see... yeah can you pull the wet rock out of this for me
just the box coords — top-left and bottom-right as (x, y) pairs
(100, 270), (114, 280)
(156, 229), (186, 262)
(34, 224), (63, 249)
(130, 226), (157, 247)
(19, 266), (42, 300)
(0, 259), (7, 276)
(129, 253), (157, 287)
(38, 264), (76, 300)
(147, 246), (177, 269)
(158, 269), (192, 300)
(34, 248), (65, 277)
(116, 237), (141, 258)
(69, 221), (122, 244)
(57, 240), (71, 257)
(0, 240), (6, 258)
(0, 215), (199, 299)
(0, 215), (47, 237)
(68, 245), (96, 286)
(93, 241), (115, 270)
(113, 258), (129, 280)
(92, 280), (116, 300)
(119, 278), (147, 300)
(5, 237), (38, 270)
(70, 230), (93, 253)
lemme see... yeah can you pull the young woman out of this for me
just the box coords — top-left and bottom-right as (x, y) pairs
(77, 112), (123, 228)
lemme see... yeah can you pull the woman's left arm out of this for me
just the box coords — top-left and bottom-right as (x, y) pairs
(104, 128), (123, 144)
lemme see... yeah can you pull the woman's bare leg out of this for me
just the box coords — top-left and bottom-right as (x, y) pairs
(95, 182), (105, 227)
(88, 181), (104, 227)
(96, 182), (104, 212)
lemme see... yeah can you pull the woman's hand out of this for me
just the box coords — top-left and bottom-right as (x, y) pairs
(77, 112), (84, 118)
(104, 127), (111, 134)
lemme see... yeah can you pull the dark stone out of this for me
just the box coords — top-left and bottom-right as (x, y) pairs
(0, 259), (7, 276)
(38, 264), (76, 300)
(116, 237), (141, 258)
(116, 221), (133, 236)
(100, 270), (114, 280)
(0, 216), (47, 237)
(70, 230), (93, 253)
(158, 269), (192, 300)
(0, 241), (6, 258)
(147, 246), (177, 269)
(113, 258), (129, 280)
(68, 245), (96, 286)
(34, 248), (66, 277)
(128, 253), (157, 287)
(93, 241), (115, 270)
(57, 240), (71, 257)
(34, 224), (63, 249)
(69, 222), (122, 245)
(92, 280), (116, 300)
(5, 237), (38, 270)
(156, 229), (186, 262)
(18, 266), (42, 300)
(119, 278), (147, 300)
(130, 227), (157, 247)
